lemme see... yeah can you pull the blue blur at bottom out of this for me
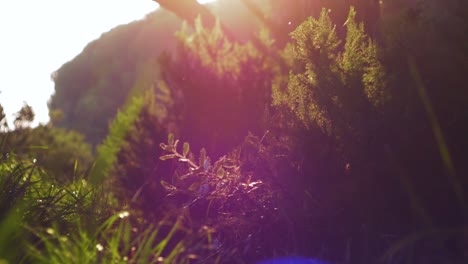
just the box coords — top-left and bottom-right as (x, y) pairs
(256, 257), (329, 264)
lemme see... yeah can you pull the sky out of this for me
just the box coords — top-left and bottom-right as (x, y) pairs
(0, 0), (214, 126)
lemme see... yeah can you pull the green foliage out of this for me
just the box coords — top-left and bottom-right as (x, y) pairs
(1, 125), (93, 183)
(0, 156), (94, 226)
(88, 65), (164, 188)
(161, 17), (276, 156)
(0, 103), (93, 183)
(0, 156), (32, 263)
(27, 212), (189, 264)
(157, 133), (289, 262)
(270, 3), (468, 262)
(273, 7), (388, 157)
(0, 154), (98, 263)
(48, 20), (162, 146)
(110, 89), (169, 218)
(2, 1), (468, 263)
(0, 206), (23, 263)
(0, 145), (191, 264)
(341, 7), (388, 108)
(90, 95), (144, 186)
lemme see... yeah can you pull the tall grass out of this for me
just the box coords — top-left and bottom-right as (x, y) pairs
(27, 212), (188, 264)
(0, 153), (99, 263)
(0, 149), (195, 263)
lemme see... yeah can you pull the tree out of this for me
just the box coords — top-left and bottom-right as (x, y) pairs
(270, 8), (396, 262)
(0, 103), (8, 132)
(13, 102), (35, 130)
(111, 88), (171, 218)
(1, 124), (94, 183)
(160, 18), (276, 157)
(273, 7), (388, 159)
(153, 0), (222, 32)
(89, 93), (145, 186)
(48, 2), (269, 146)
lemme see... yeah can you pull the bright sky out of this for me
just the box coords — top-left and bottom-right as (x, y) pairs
(0, 0), (214, 127)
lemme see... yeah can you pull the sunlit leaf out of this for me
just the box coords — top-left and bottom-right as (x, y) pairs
(199, 148), (206, 167)
(216, 167), (225, 178)
(168, 133), (174, 146)
(159, 143), (169, 151)
(183, 142), (190, 157)
(160, 180), (177, 192)
(188, 182), (201, 192)
(160, 154), (176, 161)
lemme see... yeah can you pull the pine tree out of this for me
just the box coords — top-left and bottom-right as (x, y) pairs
(89, 95), (145, 186)
(273, 7), (388, 158)
(111, 88), (170, 218)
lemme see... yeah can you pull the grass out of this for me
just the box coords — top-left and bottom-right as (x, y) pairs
(26, 212), (188, 264)
(0, 151), (205, 264)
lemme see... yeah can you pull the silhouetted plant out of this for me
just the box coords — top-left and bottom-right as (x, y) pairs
(14, 102), (35, 130)
(156, 133), (298, 262)
(160, 17), (276, 157)
(111, 88), (171, 219)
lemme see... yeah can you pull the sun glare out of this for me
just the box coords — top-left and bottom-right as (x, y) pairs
(0, 0), (219, 126)
(198, 0), (217, 3)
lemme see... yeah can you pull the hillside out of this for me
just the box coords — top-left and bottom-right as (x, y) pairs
(49, 0), (263, 145)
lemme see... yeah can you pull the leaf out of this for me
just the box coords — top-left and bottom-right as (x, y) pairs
(168, 133), (175, 145)
(188, 182), (201, 192)
(160, 180), (177, 192)
(213, 161), (222, 175)
(160, 154), (176, 161)
(159, 143), (169, 151)
(199, 148), (207, 167)
(203, 158), (211, 171)
(183, 142), (190, 157)
(216, 167), (225, 178)
(203, 159), (211, 171)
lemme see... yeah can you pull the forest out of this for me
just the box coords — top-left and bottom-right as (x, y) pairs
(1, 0), (468, 263)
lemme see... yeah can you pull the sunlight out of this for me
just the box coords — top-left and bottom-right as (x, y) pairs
(1, 0), (463, 263)
(0, 0), (157, 126)
(198, 0), (217, 3)
(0, 0), (218, 127)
